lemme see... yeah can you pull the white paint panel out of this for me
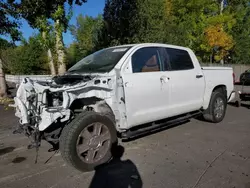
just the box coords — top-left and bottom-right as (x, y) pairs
(165, 69), (205, 116)
(202, 68), (234, 109)
(122, 71), (170, 127)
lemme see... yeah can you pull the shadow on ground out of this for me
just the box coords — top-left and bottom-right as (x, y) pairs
(229, 101), (250, 109)
(89, 145), (142, 188)
(0, 146), (15, 156)
(241, 103), (250, 109)
(12, 157), (27, 163)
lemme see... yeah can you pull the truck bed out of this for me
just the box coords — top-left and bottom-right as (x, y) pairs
(202, 66), (234, 103)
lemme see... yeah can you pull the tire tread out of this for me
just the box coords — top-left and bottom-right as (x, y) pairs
(59, 111), (117, 171)
(203, 91), (227, 123)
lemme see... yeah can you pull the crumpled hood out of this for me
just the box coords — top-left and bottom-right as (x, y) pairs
(17, 74), (112, 93)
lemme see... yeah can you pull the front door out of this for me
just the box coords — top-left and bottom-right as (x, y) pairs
(121, 47), (170, 128)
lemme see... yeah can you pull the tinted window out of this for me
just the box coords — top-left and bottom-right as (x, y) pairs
(132, 47), (161, 73)
(166, 48), (194, 71)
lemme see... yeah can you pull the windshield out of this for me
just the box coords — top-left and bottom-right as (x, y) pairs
(68, 46), (132, 73)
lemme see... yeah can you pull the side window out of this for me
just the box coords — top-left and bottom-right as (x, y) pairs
(132, 47), (161, 73)
(166, 48), (194, 71)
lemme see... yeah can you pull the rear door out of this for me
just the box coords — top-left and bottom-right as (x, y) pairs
(121, 47), (170, 127)
(160, 47), (205, 116)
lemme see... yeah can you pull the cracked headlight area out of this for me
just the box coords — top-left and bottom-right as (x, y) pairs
(47, 91), (63, 107)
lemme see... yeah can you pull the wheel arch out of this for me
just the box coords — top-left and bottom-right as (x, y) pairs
(203, 84), (227, 110)
(213, 85), (227, 97)
(70, 97), (114, 115)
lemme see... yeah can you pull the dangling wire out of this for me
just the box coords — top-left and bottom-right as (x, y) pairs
(44, 150), (59, 164)
(35, 145), (39, 164)
(34, 128), (40, 164)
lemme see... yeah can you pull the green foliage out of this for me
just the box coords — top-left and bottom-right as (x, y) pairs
(94, 0), (249, 64)
(18, 0), (87, 33)
(0, 1), (20, 41)
(97, 0), (138, 47)
(136, 0), (166, 43)
(1, 0), (249, 69)
(2, 35), (48, 74)
(0, 38), (14, 50)
(230, 3), (250, 64)
(0, 97), (14, 106)
(97, 0), (167, 48)
(18, 0), (88, 75)
(66, 42), (82, 68)
(69, 14), (103, 60)
(163, 0), (218, 59)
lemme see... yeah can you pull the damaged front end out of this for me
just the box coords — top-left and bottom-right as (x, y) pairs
(12, 75), (114, 151)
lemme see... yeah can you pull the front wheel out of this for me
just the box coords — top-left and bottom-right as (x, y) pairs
(59, 111), (117, 172)
(203, 91), (227, 123)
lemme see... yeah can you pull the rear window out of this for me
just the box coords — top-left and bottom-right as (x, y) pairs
(166, 48), (194, 71)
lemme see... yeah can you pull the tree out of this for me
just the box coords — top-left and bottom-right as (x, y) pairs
(18, 0), (87, 75)
(229, 0), (250, 64)
(70, 14), (103, 60)
(2, 35), (48, 74)
(99, 0), (166, 49)
(162, 0), (240, 63)
(34, 17), (56, 75)
(99, 0), (139, 47)
(136, 0), (166, 43)
(0, 0), (20, 97)
(205, 24), (234, 62)
(163, 0), (218, 50)
(52, 5), (70, 75)
(66, 42), (82, 67)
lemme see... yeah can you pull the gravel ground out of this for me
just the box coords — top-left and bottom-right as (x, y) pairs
(0, 104), (250, 188)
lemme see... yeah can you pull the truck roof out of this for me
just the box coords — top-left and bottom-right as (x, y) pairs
(108, 43), (190, 51)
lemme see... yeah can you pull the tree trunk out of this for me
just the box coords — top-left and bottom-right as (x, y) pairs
(220, 0), (224, 15)
(0, 58), (7, 98)
(42, 31), (56, 76)
(220, 59), (224, 65)
(47, 48), (56, 76)
(220, 0), (225, 66)
(55, 19), (66, 75)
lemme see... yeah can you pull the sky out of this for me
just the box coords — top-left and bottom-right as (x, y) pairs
(19, 0), (105, 46)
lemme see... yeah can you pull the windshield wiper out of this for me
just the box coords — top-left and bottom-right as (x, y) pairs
(67, 69), (79, 73)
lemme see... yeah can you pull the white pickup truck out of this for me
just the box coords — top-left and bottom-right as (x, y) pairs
(13, 43), (235, 171)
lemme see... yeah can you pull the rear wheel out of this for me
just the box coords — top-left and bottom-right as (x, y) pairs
(60, 111), (117, 172)
(203, 91), (227, 123)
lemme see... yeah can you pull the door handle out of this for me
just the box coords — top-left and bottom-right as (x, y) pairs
(124, 82), (132, 87)
(160, 76), (170, 83)
(196, 75), (203, 79)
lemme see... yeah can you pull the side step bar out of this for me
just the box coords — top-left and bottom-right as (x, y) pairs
(121, 111), (202, 140)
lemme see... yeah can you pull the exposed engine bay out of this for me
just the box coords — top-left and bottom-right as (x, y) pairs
(12, 74), (114, 151)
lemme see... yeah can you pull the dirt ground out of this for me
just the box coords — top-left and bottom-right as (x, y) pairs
(0, 104), (250, 188)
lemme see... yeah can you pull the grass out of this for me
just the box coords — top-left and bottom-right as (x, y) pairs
(0, 97), (14, 110)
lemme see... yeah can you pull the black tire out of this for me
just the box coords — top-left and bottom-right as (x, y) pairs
(59, 111), (117, 172)
(203, 91), (227, 123)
